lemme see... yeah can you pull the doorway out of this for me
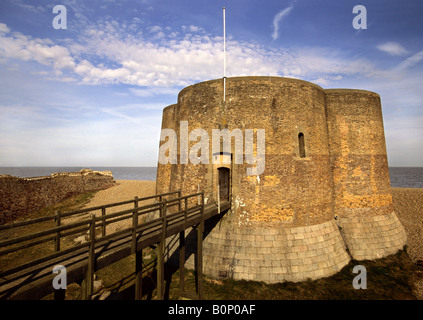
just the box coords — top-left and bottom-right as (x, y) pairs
(218, 167), (230, 202)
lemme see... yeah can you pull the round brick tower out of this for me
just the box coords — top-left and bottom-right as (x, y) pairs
(156, 76), (406, 283)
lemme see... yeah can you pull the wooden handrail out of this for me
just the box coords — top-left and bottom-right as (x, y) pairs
(0, 190), (181, 232)
(0, 191), (204, 280)
(0, 241), (90, 279)
(0, 191), (235, 301)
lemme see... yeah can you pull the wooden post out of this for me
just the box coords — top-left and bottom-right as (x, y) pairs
(101, 207), (106, 237)
(135, 248), (143, 300)
(197, 184), (200, 205)
(55, 210), (61, 252)
(218, 185), (221, 214)
(184, 198), (188, 229)
(54, 210), (66, 300)
(179, 230), (185, 295)
(54, 287), (66, 300)
(176, 191), (185, 295)
(156, 201), (166, 300)
(196, 193), (204, 299)
(133, 196), (143, 300)
(132, 197), (139, 254)
(85, 214), (96, 300)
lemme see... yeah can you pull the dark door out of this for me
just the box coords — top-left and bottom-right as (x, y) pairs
(218, 167), (230, 201)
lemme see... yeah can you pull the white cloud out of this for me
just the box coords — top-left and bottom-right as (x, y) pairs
(0, 23), (10, 34)
(149, 25), (162, 33)
(0, 21), (396, 92)
(189, 25), (200, 32)
(272, 6), (293, 41)
(12, 0), (46, 13)
(377, 41), (408, 56)
(0, 28), (76, 72)
(129, 87), (180, 97)
(396, 50), (423, 71)
(182, 25), (202, 33)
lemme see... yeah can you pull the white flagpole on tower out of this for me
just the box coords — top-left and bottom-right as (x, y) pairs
(223, 6), (226, 103)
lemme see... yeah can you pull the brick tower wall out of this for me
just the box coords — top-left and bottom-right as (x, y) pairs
(325, 89), (407, 260)
(156, 104), (178, 195)
(172, 77), (335, 226)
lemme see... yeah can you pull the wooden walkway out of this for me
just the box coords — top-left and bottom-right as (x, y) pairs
(0, 191), (230, 300)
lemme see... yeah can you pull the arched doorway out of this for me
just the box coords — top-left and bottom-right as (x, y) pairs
(218, 167), (230, 202)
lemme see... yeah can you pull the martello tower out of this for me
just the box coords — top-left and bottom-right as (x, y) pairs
(156, 76), (407, 283)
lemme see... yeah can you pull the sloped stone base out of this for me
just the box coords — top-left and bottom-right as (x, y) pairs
(165, 211), (407, 284)
(337, 211), (407, 261)
(179, 219), (351, 283)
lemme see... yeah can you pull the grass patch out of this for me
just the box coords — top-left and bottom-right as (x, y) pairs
(161, 249), (421, 300)
(83, 248), (422, 300)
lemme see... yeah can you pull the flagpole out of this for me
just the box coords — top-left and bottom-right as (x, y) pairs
(223, 6), (226, 103)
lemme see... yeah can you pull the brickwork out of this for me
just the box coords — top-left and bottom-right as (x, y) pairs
(156, 76), (407, 283)
(0, 169), (114, 224)
(156, 104), (177, 195)
(325, 89), (394, 218)
(157, 77), (334, 226)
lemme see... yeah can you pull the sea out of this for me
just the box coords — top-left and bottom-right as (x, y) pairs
(0, 167), (422, 188)
(0, 167), (157, 181)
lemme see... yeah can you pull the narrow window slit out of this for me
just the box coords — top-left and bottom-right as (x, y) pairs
(299, 132), (306, 158)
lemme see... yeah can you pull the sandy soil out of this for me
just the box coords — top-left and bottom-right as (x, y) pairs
(63, 180), (157, 235)
(83, 180), (156, 208)
(392, 187), (423, 263)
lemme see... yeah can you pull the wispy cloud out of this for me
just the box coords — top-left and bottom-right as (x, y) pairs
(12, 0), (46, 13)
(129, 87), (180, 97)
(396, 50), (423, 71)
(271, 6), (293, 41)
(377, 41), (408, 56)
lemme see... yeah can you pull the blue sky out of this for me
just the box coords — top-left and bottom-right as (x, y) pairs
(0, 0), (422, 167)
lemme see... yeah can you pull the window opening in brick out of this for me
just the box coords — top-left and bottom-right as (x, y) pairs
(299, 132), (306, 158)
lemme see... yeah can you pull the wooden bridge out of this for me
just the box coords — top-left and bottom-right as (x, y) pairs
(0, 191), (230, 300)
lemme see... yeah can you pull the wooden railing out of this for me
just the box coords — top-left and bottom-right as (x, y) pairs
(0, 191), (179, 272)
(0, 190), (216, 300)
